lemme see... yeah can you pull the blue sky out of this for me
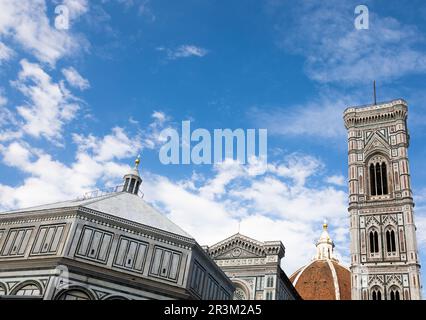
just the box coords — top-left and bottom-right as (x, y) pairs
(1, 0), (426, 295)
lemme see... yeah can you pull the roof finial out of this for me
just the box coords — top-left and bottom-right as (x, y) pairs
(134, 154), (141, 169)
(323, 219), (328, 230)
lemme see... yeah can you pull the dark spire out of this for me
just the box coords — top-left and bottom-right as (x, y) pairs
(373, 80), (377, 105)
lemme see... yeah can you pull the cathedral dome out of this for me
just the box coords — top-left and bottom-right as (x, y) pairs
(289, 222), (351, 300)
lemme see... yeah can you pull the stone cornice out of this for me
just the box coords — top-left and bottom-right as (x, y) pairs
(75, 206), (195, 248)
(0, 206), (195, 249)
(343, 99), (408, 129)
(344, 99), (407, 114)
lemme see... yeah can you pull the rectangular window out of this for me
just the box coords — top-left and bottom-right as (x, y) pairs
(77, 228), (93, 256)
(150, 248), (163, 275)
(125, 241), (138, 268)
(31, 224), (66, 255)
(113, 236), (149, 273)
(50, 226), (64, 252)
(190, 262), (206, 296)
(10, 229), (25, 255)
(88, 231), (103, 258)
(169, 253), (180, 280)
(266, 276), (274, 288)
(115, 238), (129, 266)
(149, 246), (182, 281)
(75, 226), (113, 263)
(41, 227), (56, 253)
(134, 245), (147, 271)
(160, 251), (171, 277)
(207, 277), (219, 300)
(1, 227), (34, 257)
(98, 234), (112, 261)
(256, 276), (264, 290)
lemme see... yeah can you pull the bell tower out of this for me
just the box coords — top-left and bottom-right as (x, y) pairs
(343, 99), (422, 300)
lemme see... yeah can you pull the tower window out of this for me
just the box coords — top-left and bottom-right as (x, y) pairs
(370, 164), (376, 196)
(371, 289), (382, 300)
(266, 276), (274, 288)
(386, 230), (397, 253)
(128, 178), (136, 194)
(390, 288), (401, 301)
(123, 178), (130, 191)
(369, 231), (379, 254)
(369, 161), (389, 196)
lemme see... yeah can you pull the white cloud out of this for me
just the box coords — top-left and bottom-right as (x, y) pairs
(416, 213), (426, 238)
(326, 175), (346, 187)
(0, 41), (13, 62)
(0, 98), (23, 142)
(249, 94), (354, 139)
(270, 0), (426, 84)
(11, 59), (81, 143)
(199, 160), (246, 200)
(0, 88), (7, 107)
(158, 45), (209, 60)
(142, 111), (175, 149)
(73, 127), (142, 162)
(0, 127), (138, 210)
(62, 67), (90, 90)
(143, 154), (349, 274)
(0, 0), (87, 65)
(62, 0), (89, 20)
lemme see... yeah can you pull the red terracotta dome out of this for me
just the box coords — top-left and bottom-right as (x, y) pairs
(290, 259), (351, 300)
(289, 222), (351, 300)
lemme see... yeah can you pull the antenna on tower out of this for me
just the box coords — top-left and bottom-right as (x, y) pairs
(373, 80), (377, 105)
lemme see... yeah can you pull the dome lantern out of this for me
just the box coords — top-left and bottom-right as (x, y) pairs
(315, 220), (335, 260)
(122, 155), (142, 195)
(290, 221), (351, 300)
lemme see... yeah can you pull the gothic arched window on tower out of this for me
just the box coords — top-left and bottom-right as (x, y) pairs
(381, 162), (388, 194)
(369, 230), (379, 254)
(369, 161), (389, 196)
(370, 164), (376, 196)
(371, 288), (382, 300)
(386, 230), (397, 253)
(389, 287), (401, 301)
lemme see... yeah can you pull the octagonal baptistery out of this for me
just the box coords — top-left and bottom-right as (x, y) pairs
(289, 223), (351, 300)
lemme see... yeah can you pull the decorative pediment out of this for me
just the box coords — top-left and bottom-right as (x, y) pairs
(368, 274), (385, 286)
(382, 214), (397, 226)
(215, 247), (264, 260)
(208, 233), (285, 260)
(209, 234), (266, 259)
(365, 129), (387, 144)
(385, 274), (403, 286)
(364, 132), (390, 157)
(365, 216), (380, 228)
